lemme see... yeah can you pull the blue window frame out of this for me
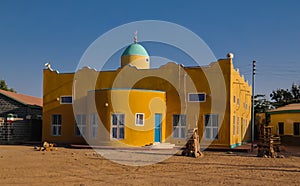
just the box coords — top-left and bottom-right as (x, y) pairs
(60, 96), (72, 104)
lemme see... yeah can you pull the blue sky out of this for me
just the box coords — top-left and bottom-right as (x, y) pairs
(0, 0), (299, 98)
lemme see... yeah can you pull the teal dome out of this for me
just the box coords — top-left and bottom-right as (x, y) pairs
(121, 43), (149, 57)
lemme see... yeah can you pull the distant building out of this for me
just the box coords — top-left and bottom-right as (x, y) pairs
(268, 103), (300, 135)
(268, 103), (300, 145)
(0, 89), (42, 143)
(43, 40), (252, 148)
(257, 103), (300, 145)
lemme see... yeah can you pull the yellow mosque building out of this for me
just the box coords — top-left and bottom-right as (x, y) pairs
(42, 39), (252, 148)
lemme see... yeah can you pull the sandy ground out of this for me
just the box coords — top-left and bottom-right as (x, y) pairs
(0, 145), (300, 186)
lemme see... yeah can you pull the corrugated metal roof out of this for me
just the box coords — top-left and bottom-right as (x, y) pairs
(0, 89), (42, 107)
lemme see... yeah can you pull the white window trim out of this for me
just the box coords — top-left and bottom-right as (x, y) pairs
(188, 92), (206, 102)
(204, 114), (219, 140)
(51, 114), (62, 136)
(111, 113), (125, 140)
(90, 113), (98, 139)
(60, 95), (73, 104)
(75, 114), (86, 137)
(172, 114), (186, 139)
(135, 113), (145, 126)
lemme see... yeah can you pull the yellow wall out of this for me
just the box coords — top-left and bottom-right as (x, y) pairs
(184, 60), (230, 147)
(121, 55), (150, 69)
(269, 112), (300, 136)
(44, 68), (166, 146)
(229, 61), (252, 147)
(43, 69), (86, 144)
(43, 56), (251, 148)
(91, 89), (166, 146)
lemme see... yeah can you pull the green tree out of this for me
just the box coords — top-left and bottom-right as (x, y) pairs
(270, 83), (300, 107)
(254, 94), (273, 113)
(270, 88), (293, 107)
(0, 80), (16, 92)
(291, 83), (300, 103)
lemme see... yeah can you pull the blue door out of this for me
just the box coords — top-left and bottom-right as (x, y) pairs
(154, 113), (162, 142)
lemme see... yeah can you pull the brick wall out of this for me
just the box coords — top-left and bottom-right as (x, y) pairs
(0, 121), (31, 144)
(0, 119), (42, 144)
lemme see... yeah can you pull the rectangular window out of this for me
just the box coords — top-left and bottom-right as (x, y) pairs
(172, 114), (186, 138)
(204, 114), (218, 140)
(278, 122), (284, 135)
(111, 113), (125, 139)
(135, 113), (144, 126)
(239, 117), (243, 135)
(51, 114), (62, 136)
(233, 115), (236, 135)
(60, 96), (72, 104)
(243, 119), (247, 136)
(75, 114), (86, 136)
(90, 113), (98, 139)
(237, 98), (240, 106)
(293, 122), (300, 135)
(188, 93), (206, 102)
(237, 117), (240, 135)
(233, 96), (236, 103)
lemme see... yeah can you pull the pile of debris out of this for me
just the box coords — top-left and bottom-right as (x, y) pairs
(34, 141), (57, 151)
(257, 126), (284, 158)
(182, 128), (203, 158)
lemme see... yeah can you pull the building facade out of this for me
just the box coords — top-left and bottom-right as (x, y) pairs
(268, 103), (300, 145)
(43, 41), (251, 148)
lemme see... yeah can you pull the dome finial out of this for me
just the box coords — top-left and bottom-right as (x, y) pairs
(227, 52), (234, 59)
(134, 30), (138, 44)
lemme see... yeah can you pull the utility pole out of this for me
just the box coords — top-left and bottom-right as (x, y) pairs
(251, 60), (256, 151)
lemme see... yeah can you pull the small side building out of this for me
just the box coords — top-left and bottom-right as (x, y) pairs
(268, 103), (300, 145)
(0, 89), (42, 143)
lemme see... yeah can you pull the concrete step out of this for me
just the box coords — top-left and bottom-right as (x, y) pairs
(147, 142), (176, 149)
